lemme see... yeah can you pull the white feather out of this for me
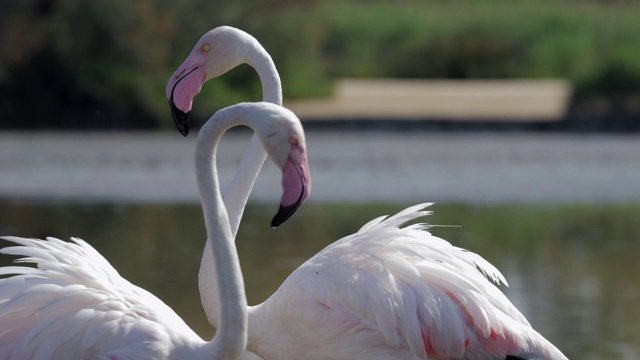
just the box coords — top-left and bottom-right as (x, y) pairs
(0, 236), (209, 360)
(248, 204), (568, 360)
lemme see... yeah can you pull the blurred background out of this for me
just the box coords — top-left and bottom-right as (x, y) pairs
(1, 1), (640, 359)
(1, 0), (640, 130)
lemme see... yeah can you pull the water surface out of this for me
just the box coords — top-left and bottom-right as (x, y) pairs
(1, 132), (639, 203)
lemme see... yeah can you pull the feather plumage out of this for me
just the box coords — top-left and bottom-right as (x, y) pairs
(249, 204), (567, 360)
(0, 236), (206, 360)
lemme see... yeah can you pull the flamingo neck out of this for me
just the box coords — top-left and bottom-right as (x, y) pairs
(250, 40), (282, 105)
(245, 301), (282, 358)
(195, 112), (249, 358)
(223, 36), (282, 236)
(199, 38), (282, 330)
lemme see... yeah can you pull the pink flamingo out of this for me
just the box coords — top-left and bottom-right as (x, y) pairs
(167, 26), (568, 359)
(0, 102), (311, 359)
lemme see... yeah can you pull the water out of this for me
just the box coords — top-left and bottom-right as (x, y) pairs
(1, 131), (639, 203)
(1, 201), (639, 359)
(1, 131), (640, 358)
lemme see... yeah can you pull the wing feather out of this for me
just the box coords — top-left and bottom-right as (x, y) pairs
(0, 236), (201, 359)
(286, 203), (566, 359)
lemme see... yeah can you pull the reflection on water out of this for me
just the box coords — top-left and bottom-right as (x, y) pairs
(1, 200), (639, 359)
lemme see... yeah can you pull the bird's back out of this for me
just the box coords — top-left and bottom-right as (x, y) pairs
(0, 236), (203, 360)
(255, 204), (567, 360)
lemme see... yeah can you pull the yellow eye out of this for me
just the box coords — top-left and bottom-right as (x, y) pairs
(290, 136), (299, 145)
(202, 44), (211, 52)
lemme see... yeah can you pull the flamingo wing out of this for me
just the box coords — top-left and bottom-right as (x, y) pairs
(0, 236), (203, 360)
(271, 203), (566, 360)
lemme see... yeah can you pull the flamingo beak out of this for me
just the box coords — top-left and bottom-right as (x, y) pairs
(167, 66), (203, 137)
(168, 98), (191, 137)
(166, 59), (207, 137)
(271, 148), (311, 228)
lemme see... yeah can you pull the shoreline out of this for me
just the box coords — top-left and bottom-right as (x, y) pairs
(286, 79), (570, 121)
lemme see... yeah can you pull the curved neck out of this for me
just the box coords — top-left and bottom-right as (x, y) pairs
(199, 38), (283, 331)
(250, 39), (282, 106)
(195, 112), (249, 358)
(223, 37), (282, 237)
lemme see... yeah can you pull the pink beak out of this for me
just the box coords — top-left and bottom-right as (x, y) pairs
(271, 145), (311, 227)
(166, 52), (207, 136)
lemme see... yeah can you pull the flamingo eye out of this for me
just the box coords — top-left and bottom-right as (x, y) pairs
(202, 44), (211, 52)
(289, 136), (299, 146)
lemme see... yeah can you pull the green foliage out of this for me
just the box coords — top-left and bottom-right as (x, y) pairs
(1, 0), (639, 129)
(0, 0), (176, 127)
(316, 1), (640, 83)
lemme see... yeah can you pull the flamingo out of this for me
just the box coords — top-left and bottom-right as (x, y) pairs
(166, 26), (284, 342)
(166, 26), (281, 237)
(0, 102), (311, 359)
(167, 27), (568, 359)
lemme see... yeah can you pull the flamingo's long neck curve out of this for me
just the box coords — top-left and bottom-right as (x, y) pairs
(194, 108), (250, 358)
(223, 37), (282, 236)
(199, 37), (282, 329)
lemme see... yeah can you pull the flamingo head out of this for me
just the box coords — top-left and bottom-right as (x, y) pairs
(250, 104), (311, 227)
(167, 26), (255, 137)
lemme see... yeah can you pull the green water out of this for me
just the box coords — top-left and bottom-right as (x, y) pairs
(1, 200), (639, 359)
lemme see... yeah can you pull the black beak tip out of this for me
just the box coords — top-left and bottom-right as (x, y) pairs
(271, 203), (300, 228)
(169, 100), (191, 137)
(272, 179), (308, 228)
